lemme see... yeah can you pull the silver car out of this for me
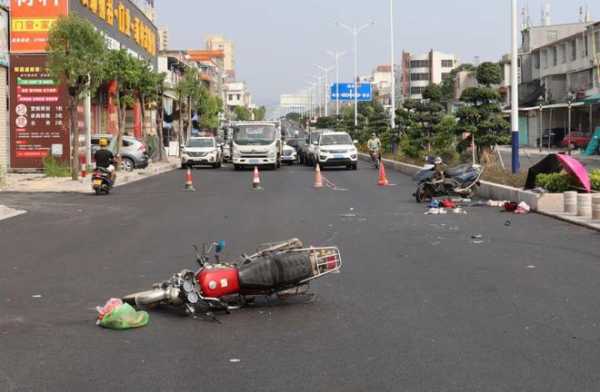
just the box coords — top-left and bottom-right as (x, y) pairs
(91, 135), (149, 172)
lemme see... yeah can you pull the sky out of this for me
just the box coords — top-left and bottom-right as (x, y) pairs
(155, 1), (600, 109)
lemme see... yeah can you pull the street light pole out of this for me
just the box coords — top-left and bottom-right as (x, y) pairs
(510, 0), (520, 173)
(327, 50), (346, 118)
(567, 92), (574, 156)
(389, 0), (396, 130)
(313, 75), (323, 117)
(338, 21), (374, 128)
(315, 65), (334, 117)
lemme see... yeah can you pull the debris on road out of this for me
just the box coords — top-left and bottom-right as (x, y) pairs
(96, 298), (149, 330)
(229, 358), (241, 363)
(31, 294), (42, 299)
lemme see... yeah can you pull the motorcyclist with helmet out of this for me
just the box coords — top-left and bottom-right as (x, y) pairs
(94, 138), (117, 183)
(367, 133), (381, 166)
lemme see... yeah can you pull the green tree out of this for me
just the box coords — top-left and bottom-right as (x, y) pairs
(196, 86), (222, 130)
(48, 15), (107, 180)
(234, 106), (252, 121)
(253, 106), (267, 121)
(440, 63), (476, 102)
(137, 66), (166, 159)
(104, 49), (144, 151)
(174, 68), (201, 144)
(456, 63), (509, 162)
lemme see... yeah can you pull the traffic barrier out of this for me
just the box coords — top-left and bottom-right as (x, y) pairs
(564, 191), (577, 214)
(377, 161), (390, 186)
(577, 193), (592, 217)
(314, 164), (323, 188)
(252, 166), (262, 190)
(184, 168), (196, 192)
(592, 195), (600, 220)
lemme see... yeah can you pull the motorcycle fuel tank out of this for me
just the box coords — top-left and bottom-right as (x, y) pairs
(197, 267), (240, 298)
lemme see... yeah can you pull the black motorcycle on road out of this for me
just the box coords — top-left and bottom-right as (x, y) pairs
(413, 158), (483, 203)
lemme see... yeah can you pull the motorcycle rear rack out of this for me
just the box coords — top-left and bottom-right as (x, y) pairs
(287, 246), (343, 283)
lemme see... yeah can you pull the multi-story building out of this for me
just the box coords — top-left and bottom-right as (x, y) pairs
(401, 50), (458, 100)
(517, 17), (600, 147)
(225, 82), (252, 112)
(158, 26), (169, 51)
(371, 65), (393, 106)
(205, 35), (235, 77)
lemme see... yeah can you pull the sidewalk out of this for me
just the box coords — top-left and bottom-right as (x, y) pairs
(496, 145), (600, 160)
(0, 158), (179, 194)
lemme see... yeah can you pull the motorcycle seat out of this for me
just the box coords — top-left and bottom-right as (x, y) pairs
(445, 164), (471, 177)
(238, 253), (313, 292)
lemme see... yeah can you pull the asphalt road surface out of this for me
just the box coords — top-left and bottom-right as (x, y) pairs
(1, 163), (600, 391)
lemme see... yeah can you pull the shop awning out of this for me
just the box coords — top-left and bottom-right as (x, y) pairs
(583, 93), (600, 105)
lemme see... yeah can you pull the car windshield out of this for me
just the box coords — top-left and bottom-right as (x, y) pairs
(234, 125), (276, 146)
(187, 139), (214, 148)
(320, 134), (352, 146)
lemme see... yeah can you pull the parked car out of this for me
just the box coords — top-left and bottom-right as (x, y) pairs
(181, 137), (223, 169)
(561, 132), (592, 149)
(536, 128), (566, 148)
(91, 134), (149, 172)
(306, 129), (326, 166)
(315, 131), (358, 170)
(282, 144), (297, 165)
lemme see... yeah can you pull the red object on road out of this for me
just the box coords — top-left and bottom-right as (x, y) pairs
(252, 166), (262, 190)
(314, 164), (323, 188)
(377, 161), (390, 186)
(561, 133), (591, 149)
(184, 168), (195, 192)
(197, 267), (240, 298)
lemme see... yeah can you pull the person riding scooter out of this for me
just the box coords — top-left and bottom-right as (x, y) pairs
(94, 138), (116, 183)
(367, 133), (381, 164)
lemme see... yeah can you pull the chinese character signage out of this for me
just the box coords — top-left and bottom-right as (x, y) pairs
(10, 0), (68, 53)
(10, 54), (69, 169)
(330, 83), (373, 102)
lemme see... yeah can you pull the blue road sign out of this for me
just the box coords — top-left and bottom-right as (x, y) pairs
(330, 83), (372, 102)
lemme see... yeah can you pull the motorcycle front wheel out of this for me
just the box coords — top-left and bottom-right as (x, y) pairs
(415, 184), (432, 203)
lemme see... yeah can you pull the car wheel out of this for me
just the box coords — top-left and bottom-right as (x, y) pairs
(121, 157), (135, 172)
(234, 164), (240, 171)
(352, 163), (358, 170)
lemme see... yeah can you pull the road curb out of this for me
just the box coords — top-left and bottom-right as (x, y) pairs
(359, 153), (600, 233)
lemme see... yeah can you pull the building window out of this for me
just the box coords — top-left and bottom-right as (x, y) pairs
(542, 49), (548, 69)
(571, 40), (577, 61)
(441, 73), (451, 80)
(534, 52), (540, 69)
(584, 34), (589, 57)
(228, 94), (233, 101)
(410, 87), (426, 95)
(236, 94), (241, 100)
(552, 46), (557, 66)
(561, 43), (567, 64)
(410, 73), (430, 81)
(441, 60), (454, 68)
(410, 60), (429, 68)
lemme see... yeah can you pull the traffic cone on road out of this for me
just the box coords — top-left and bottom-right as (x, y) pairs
(252, 166), (262, 190)
(314, 164), (323, 188)
(184, 168), (196, 192)
(377, 161), (390, 186)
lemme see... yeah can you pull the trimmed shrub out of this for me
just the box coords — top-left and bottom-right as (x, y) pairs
(591, 169), (600, 191)
(535, 172), (577, 193)
(42, 155), (70, 177)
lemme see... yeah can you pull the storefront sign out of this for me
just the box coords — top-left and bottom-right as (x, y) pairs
(0, 8), (8, 66)
(10, 0), (69, 53)
(10, 54), (69, 168)
(73, 0), (157, 64)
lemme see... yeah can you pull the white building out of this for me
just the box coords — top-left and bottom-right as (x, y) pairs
(225, 82), (252, 110)
(401, 50), (459, 100)
(158, 26), (169, 51)
(206, 35), (235, 75)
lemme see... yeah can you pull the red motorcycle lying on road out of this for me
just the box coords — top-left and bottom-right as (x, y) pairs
(123, 239), (342, 319)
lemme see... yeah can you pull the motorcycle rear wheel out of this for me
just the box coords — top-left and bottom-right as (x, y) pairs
(415, 184), (432, 203)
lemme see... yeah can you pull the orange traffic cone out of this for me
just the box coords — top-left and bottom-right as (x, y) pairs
(252, 166), (262, 190)
(184, 168), (196, 192)
(377, 161), (390, 186)
(314, 164), (323, 188)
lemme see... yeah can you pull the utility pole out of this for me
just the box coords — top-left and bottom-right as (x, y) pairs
(338, 21), (374, 128)
(510, 0), (520, 173)
(327, 50), (346, 118)
(315, 64), (334, 117)
(389, 0), (396, 130)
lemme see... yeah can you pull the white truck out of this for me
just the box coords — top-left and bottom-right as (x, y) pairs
(231, 122), (283, 170)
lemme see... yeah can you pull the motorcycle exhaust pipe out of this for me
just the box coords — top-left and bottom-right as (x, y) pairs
(123, 287), (181, 307)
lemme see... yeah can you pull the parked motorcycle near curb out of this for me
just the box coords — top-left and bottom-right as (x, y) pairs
(413, 158), (483, 203)
(122, 239), (342, 319)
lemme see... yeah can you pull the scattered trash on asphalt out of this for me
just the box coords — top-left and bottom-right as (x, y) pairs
(425, 208), (447, 215)
(96, 298), (149, 330)
(505, 220), (512, 227)
(452, 208), (467, 215)
(471, 234), (485, 244)
(488, 200), (509, 207)
(527, 265), (536, 269)
(229, 358), (241, 363)
(515, 202), (531, 214)
(32, 294), (42, 298)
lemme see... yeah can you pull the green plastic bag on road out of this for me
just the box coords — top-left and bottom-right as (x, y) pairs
(99, 303), (149, 330)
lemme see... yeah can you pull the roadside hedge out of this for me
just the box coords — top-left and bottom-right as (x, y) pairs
(535, 172), (577, 193)
(591, 169), (600, 191)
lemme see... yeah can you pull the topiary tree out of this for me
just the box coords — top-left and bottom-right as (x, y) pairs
(47, 15), (107, 180)
(476, 62), (502, 86)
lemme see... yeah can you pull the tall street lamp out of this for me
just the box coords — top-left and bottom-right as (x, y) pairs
(389, 0), (396, 130)
(567, 91), (575, 156)
(315, 64), (334, 117)
(338, 20), (374, 128)
(537, 96), (544, 152)
(312, 75), (323, 117)
(327, 50), (346, 118)
(510, 0), (520, 173)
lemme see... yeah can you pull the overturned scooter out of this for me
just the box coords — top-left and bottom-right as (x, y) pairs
(122, 239), (342, 319)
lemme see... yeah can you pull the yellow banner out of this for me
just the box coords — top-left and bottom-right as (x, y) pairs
(11, 18), (58, 33)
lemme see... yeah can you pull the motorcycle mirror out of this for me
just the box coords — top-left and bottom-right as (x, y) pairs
(215, 240), (226, 253)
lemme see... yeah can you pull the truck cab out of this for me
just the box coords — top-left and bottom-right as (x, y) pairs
(232, 122), (282, 170)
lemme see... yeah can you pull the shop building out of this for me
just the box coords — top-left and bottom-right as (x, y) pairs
(9, 0), (158, 170)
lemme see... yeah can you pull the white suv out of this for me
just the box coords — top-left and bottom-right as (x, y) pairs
(316, 132), (358, 170)
(181, 137), (222, 169)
